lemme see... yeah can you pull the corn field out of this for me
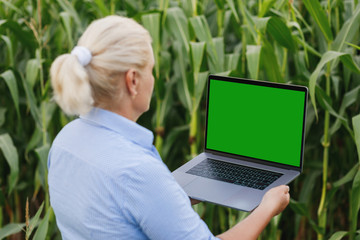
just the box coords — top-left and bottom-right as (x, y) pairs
(0, 0), (360, 239)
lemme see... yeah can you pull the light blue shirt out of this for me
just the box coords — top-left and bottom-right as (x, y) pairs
(48, 108), (219, 240)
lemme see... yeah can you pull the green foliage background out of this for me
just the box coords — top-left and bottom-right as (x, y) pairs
(0, 0), (360, 239)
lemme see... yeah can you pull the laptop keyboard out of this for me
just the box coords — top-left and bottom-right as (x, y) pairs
(186, 158), (283, 190)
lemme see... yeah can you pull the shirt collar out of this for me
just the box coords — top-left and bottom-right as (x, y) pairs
(80, 107), (154, 150)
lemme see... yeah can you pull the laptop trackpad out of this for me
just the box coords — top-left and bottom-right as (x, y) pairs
(184, 178), (234, 202)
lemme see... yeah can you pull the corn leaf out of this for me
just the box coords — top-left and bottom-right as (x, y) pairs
(35, 144), (50, 188)
(214, 70), (231, 76)
(315, 87), (347, 123)
(32, 207), (51, 240)
(299, 170), (322, 202)
(0, 202), (44, 239)
(0, 108), (6, 127)
(240, 3), (257, 41)
(174, 42), (192, 111)
(0, 134), (19, 195)
(309, 51), (360, 119)
(328, 231), (348, 240)
(155, 51), (171, 100)
(225, 0), (240, 23)
(267, 17), (296, 51)
(261, 40), (283, 82)
(190, 15), (221, 73)
(333, 163), (359, 188)
(351, 114), (360, 237)
(293, 169), (321, 234)
(214, 37), (225, 72)
(26, 59), (40, 89)
(289, 199), (325, 235)
(330, 86), (360, 137)
(252, 16), (296, 51)
(1, 70), (20, 119)
(158, 0), (169, 10)
(214, 0), (224, 9)
(157, 82), (173, 126)
(332, 3), (360, 52)
(302, 0), (333, 42)
(93, 0), (110, 16)
(41, 101), (56, 129)
(309, 51), (342, 119)
(0, 223), (25, 239)
(346, 42), (360, 51)
(293, 35), (321, 57)
(258, 0), (277, 17)
(142, 13), (161, 78)
(177, 74), (192, 112)
(166, 8), (190, 52)
(60, 12), (74, 49)
(193, 72), (208, 112)
(162, 125), (189, 161)
(246, 45), (261, 79)
(21, 72), (42, 129)
(56, 0), (83, 33)
(350, 169), (360, 237)
(304, 104), (316, 137)
(354, 114), (360, 164)
(224, 53), (240, 71)
(0, 20), (37, 51)
(1, 35), (14, 67)
(26, 202), (44, 239)
(288, 21), (309, 64)
(339, 54), (360, 74)
(26, 127), (42, 154)
(253, 16), (270, 33)
(0, 0), (23, 15)
(190, 41), (206, 77)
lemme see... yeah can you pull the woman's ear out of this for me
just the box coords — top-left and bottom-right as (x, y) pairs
(125, 69), (139, 98)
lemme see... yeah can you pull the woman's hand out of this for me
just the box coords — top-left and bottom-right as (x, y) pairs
(258, 185), (290, 217)
(216, 185), (290, 240)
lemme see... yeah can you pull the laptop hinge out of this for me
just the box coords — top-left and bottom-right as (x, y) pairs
(205, 150), (301, 172)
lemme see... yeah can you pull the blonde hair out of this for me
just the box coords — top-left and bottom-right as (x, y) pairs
(50, 15), (152, 115)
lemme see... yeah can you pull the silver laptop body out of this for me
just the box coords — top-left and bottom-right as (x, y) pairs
(173, 75), (308, 212)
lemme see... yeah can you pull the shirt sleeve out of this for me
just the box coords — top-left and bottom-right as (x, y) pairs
(120, 156), (220, 240)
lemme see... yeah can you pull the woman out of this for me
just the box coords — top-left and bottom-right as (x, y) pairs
(48, 15), (290, 240)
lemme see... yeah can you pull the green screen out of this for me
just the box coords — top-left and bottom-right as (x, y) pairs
(206, 79), (305, 167)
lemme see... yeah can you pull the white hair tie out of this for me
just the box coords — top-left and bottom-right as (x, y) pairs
(71, 46), (92, 66)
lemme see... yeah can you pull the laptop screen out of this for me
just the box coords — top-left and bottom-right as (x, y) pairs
(205, 76), (307, 168)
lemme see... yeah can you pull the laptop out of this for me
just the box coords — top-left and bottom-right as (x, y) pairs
(172, 74), (308, 211)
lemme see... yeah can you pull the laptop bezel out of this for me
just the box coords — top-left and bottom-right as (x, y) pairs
(204, 74), (308, 172)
